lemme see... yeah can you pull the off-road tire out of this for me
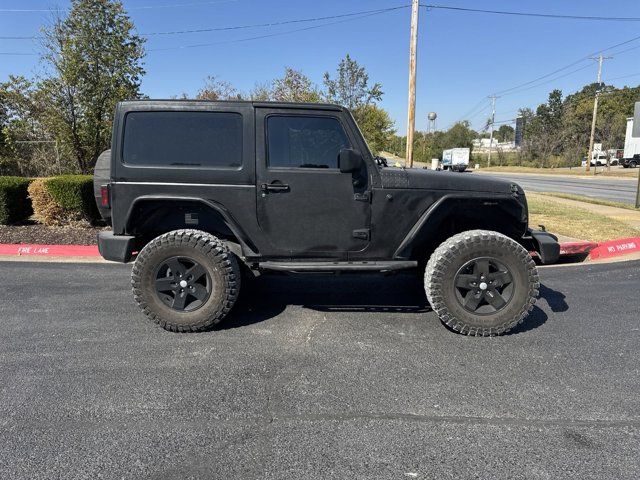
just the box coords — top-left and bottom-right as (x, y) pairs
(424, 230), (539, 336)
(131, 229), (240, 332)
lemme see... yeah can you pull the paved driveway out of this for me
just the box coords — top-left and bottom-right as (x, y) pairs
(1, 261), (639, 479)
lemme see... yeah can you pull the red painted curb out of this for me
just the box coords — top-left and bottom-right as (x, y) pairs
(0, 237), (639, 261)
(559, 241), (598, 256)
(589, 237), (640, 260)
(0, 244), (100, 257)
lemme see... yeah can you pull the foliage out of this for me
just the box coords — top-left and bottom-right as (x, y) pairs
(0, 76), (59, 176)
(39, 0), (145, 174)
(196, 75), (240, 101)
(0, 176), (33, 224)
(387, 121), (477, 163)
(28, 179), (66, 225)
(271, 67), (321, 103)
(515, 84), (640, 166)
(28, 175), (98, 225)
(495, 125), (515, 143)
(323, 54), (383, 109)
(352, 104), (395, 154)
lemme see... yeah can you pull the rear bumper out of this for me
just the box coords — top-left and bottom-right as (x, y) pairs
(522, 229), (560, 264)
(97, 231), (136, 263)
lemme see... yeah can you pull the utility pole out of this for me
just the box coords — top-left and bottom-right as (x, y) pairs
(405, 0), (420, 168)
(487, 95), (498, 168)
(586, 54), (611, 173)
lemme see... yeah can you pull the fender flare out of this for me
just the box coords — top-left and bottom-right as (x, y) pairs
(125, 195), (259, 257)
(393, 193), (526, 259)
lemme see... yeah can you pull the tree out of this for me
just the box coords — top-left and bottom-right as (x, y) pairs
(442, 121), (475, 150)
(0, 76), (54, 176)
(40, 0), (145, 173)
(495, 125), (515, 143)
(323, 54), (382, 109)
(271, 67), (320, 103)
(352, 104), (394, 154)
(196, 75), (241, 101)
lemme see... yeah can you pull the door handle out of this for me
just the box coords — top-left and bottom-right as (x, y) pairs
(260, 182), (290, 192)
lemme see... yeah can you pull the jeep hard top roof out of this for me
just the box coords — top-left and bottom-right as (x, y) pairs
(117, 99), (347, 112)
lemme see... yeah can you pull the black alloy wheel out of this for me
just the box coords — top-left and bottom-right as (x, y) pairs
(154, 256), (211, 312)
(453, 257), (514, 315)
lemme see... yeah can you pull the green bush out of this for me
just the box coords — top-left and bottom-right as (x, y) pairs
(45, 175), (99, 221)
(0, 176), (33, 225)
(28, 175), (99, 226)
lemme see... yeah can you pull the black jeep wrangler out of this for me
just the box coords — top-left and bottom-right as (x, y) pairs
(95, 100), (559, 336)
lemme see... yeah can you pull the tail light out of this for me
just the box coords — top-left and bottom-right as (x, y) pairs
(100, 185), (111, 208)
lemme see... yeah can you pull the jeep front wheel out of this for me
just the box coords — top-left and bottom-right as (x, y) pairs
(131, 229), (240, 332)
(424, 230), (539, 336)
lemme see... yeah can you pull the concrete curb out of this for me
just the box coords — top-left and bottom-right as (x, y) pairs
(0, 244), (99, 257)
(0, 237), (639, 263)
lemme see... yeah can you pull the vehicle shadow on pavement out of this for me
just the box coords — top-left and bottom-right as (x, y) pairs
(220, 276), (565, 335)
(537, 284), (569, 313)
(219, 273), (430, 330)
(507, 283), (568, 335)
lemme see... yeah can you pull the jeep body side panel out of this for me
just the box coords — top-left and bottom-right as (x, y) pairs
(350, 168), (528, 260)
(109, 101), (268, 256)
(252, 106), (375, 260)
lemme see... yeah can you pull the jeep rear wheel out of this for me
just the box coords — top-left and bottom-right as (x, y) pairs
(424, 230), (539, 336)
(131, 229), (240, 332)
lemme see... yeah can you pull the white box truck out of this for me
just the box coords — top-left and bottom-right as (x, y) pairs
(442, 148), (470, 172)
(622, 117), (640, 167)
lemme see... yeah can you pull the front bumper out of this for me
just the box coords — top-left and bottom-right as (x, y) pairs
(97, 231), (136, 263)
(522, 229), (560, 264)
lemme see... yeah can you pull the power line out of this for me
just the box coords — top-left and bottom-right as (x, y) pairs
(500, 63), (595, 97)
(458, 97), (490, 122)
(148, 9), (406, 52)
(422, 4), (640, 22)
(0, 6), (410, 55)
(0, 5), (411, 40)
(604, 72), (640, 82)
(490, 33), (640, 96)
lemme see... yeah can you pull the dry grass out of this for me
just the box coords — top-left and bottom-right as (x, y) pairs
(540, 192), (639, 211)
(527, 193), (640, 242)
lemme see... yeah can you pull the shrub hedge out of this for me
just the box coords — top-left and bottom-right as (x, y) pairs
(0, 176), (33, 225)
(28, 175), (99, 226)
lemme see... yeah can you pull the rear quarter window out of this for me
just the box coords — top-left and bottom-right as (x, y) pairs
(122, 111), (243, 168)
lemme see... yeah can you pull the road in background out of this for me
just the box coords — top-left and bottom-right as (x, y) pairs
(477, 171), (637, 204)
(1, 261), (639, 479)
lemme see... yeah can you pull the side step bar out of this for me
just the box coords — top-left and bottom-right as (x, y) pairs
(258, 260), (417, 273)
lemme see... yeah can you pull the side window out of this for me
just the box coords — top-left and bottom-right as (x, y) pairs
(267, 115), (350, 169)
(122, 111), (243, 168)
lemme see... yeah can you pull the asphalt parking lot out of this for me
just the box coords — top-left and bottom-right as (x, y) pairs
(1, 260), (639, 479)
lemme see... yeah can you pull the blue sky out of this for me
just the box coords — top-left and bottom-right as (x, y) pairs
(2, 0), (640, 134)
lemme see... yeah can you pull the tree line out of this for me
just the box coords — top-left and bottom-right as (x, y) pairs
(388, 82), (639, 167)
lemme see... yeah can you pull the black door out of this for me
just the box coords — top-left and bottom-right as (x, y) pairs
(255, 108), (370, 258)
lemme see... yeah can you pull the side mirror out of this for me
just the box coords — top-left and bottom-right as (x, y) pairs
(339, 149), (363, 173)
